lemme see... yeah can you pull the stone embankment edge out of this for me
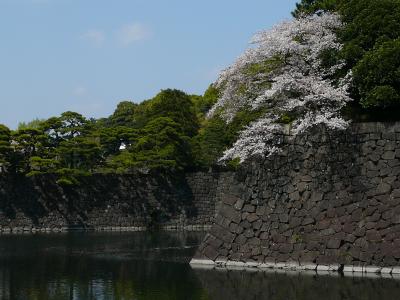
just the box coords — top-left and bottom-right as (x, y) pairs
(189, 258), (400, 279)
(0, 225), (212, 234)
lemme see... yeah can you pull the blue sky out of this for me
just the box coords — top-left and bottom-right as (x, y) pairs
(0, 0), (298, 128)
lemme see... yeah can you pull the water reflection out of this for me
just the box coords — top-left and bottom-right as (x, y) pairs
(1, 231), (400, 299)
(194, 267), (400, 300)
(0, 231), (208, 300)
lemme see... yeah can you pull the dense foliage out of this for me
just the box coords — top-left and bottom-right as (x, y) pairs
(0, 89), (228, 184)
(0, 125), (11, 172)
(293, 0), (400, 111)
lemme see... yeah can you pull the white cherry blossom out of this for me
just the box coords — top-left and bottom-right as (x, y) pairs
(208, 13), (352, 163)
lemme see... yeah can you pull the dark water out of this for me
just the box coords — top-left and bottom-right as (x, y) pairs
(0, 232), (399, 300)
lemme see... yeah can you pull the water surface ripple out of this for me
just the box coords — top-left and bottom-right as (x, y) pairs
(0, 231), (398, 300)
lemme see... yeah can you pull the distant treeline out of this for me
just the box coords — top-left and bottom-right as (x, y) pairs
(0, 87), (257, 184)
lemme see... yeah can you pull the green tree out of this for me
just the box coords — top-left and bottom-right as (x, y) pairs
(109, 101), (138, 127)
(109, 117), (193, 172)
(58, 111), (88, 139)
(193, 107), (266, 168)
(57, 136), (101, 171)
(293, 0), (400, 111)
(29, 156), (59, 176)
(192, 116), (228, 167)
(39, 112), (89, 148)
(340, 0), (400, 68)
(17, 118), (46, 130)
(11, 128), (48, 173)
(0, 125), (11, 172)
(97, 126), (138, 159)
(292, 0), (340, 17)
(353, 38), (400, 108)
(39, 117), (64, 147)
(147, 89), (199, 137)
(191, 85), (220, 118)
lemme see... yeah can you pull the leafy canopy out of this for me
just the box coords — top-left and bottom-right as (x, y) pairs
(293, 0), (400, 110)
(0, 124), (11, 171)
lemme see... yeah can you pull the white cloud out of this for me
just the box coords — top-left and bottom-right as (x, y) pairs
(80, 30), (105, 46)
(73, 87), (87, 97)
(116, 23), (151, 46)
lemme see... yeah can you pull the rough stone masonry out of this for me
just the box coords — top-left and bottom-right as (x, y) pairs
(0, 172), (234, 232)
(193, 122), (400, 272)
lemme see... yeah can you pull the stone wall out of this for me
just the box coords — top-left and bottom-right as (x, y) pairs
(0, 172), (234, 232)
(193, 122), (400, 270)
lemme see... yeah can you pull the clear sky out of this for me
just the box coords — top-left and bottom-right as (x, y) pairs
(0, 0), (298, 129)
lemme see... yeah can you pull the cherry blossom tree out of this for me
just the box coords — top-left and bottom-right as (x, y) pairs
(208, 13), (352, 163)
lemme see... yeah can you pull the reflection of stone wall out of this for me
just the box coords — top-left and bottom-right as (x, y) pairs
(0, 172), (234, 232)
(0, 231), (205, 299)
(195, 123), (400, 268)
(194, 268), (400, 300)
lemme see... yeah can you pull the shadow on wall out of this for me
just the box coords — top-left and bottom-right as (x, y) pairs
(0, 172), (200, 229)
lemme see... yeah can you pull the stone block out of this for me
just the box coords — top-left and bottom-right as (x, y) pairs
(211, 225), (235, 244)
(316, 265), (330, 271)
(302, 218), (314, 226)
(248, 237), (261, 246)
(259, 232), (269, 240)
(279, 243), (293, 254)
(234, 199), (245, 210)
(328, 264), (341, 271)
(279, 214), (289, 223)
(376, 182), (392, 195)
(321, 228), (335, 236)
(391, 267), (400, 274)
(226, 260), (245, 267)
(317, 219), (331, 230)
(327, 239), (341, 249)
(301, 264), (317, 271)
(243, 205), (255, 213)
(382, 151), (396, 160)
(381, 267), (393, 274)
(343, 265), (353, 273)
(190, 259), (215, 266)
(366, 230), (382, 242)
(354, 228), (366, 237)
(245, 261), (260, 268)
(259, 262), (276, 269)
(203, 246), (219, 261)
(289, 217), (301, 228)
(244, 229), (254, 238)
(256, 206), (266, 215)
(343, 223), (355, 234)
(311, 192), (324, 202)
(364, 266), (381, 274)
(247, 213), (259, 223)
(219, 205), (242, 224)
(289, 191), (300, 201)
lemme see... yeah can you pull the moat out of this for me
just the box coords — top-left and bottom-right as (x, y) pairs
(0, 231), (399, 300)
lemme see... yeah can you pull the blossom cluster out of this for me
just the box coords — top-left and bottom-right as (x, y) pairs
(208, 13), (352, 163)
